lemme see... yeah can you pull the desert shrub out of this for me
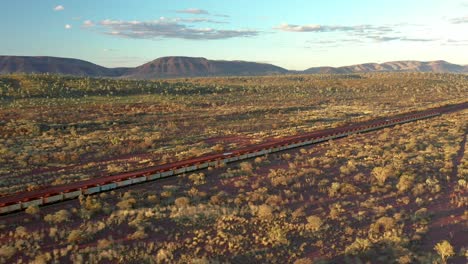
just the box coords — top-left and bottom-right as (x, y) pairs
(292, 207), (305, 220)
(425, 178), (441, 194)
(254, 156), (264, 164)
(15, 226), (28, 237)
(412, 208), (429, 223)
(339, 165), (351, 176)
(0, 246), (16, 259)
(257, 204), (274, 220)
(372, 166), (394, 186)
(25, 205), (40, 215)
(211, 144), (224, 152)
(434, 240), (454, 264)
(97, 239), (113, 249)
(147, 194), (159, 203)
(457, 179), (467, 189)
(340, 161), (357, 176)
(397, 174), (414, 193)
(265, 194), (283, 207)
(67, 229), (84, 243)
(174, 197), (190, 208)
(80, 195), (102, 216)
(412, 183), (426, 196)
(188, 173), (206, 185)
(32, 253), (50, 264)
(44, 209), (70, 224)
(210, 191), (227, 205)
(107, 164), (124, 173)
(329, 203), (344, 220)
(239, 162), (253, 173)
(306, 215), (323, 231)
(293, 258), (313, 264)
(271, 174), (290, 187)
(161, 190), (173, 198)
(328, 182), (341, 197)
(48, 227), (58, 239)
(129, 229), (148, 240)
(345, 238), (372, 255)
(340, 183), (358, 194)
(117, 197), (136, 210)
(269, 169), (292, 187)
(368, 216), (397, 241)
(268, 225), (289, 246)
(156, 247), (174, 263)
(191, 258), (210, 264)
(353, 172), (366, 182)
(328, 182), (359, 197)
(397, 255), (413, 264)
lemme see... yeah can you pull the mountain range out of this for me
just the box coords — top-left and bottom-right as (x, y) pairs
(303, 60), (467, 74)
(0, 56), (466, 79)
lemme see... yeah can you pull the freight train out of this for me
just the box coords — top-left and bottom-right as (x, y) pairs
(0, 102), (466, 215)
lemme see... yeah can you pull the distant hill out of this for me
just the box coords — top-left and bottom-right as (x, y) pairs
(0, 56), (129, 77)
(304, 60), (468, 74)
(124, 56), (288, 79)
(0, 56), (466, 79)
(0, 56), (287, 79)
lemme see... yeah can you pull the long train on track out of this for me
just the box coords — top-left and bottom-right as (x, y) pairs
(1, 102), (467, 214)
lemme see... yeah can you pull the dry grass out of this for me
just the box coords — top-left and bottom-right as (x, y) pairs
(0, 73), (466, 196)
(0, 106), (466, 263)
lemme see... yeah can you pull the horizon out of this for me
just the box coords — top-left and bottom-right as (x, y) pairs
(1, 0), (468, 70)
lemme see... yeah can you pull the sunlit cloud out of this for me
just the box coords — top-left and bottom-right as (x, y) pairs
(277, 22), (441, 46)
(449, 16), (468, 24)
(176, 17), (227, 24)
(82, 20), (95, 28)
(93, 18), (259, 40)
(274, 23), (393, 33)
(175, 8), (209, 15)
(54, 5), (64, 11)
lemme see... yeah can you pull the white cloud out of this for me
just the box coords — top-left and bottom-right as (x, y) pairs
(449, 16), (468, 24)
(443, 39), (468, 46)
(174, 17), (227, 24)
(83, 20), (95, 28)
(91, 18), (259, 40)
(274, 23), (392, 33)
(54, 5), (64, 11)
(65, 24), (72, 29)
(274, 23), (323, 32)
(276, 23), (440, 44)
(176, 8), (210, 15)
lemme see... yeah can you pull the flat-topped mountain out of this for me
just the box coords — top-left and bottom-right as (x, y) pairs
(304, 60), (467, 74)
(0, 56), (466, 78)
(0, 56), (129, 77)
(124, 56), (288, 79)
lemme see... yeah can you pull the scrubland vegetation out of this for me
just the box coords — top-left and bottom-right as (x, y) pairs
(0, 73), (466, 196)
(0, 73), (467, 263)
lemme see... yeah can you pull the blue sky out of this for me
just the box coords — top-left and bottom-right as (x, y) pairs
(1, 0), (467, 70)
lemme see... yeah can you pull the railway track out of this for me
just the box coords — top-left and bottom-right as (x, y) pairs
(1, 102), (467, 215)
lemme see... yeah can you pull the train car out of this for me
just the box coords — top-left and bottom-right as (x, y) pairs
(83, 186), (101, 195)
(63, 190), (82, 199)
(43, 193), (64, 203)
(21, 198), (43, 209)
